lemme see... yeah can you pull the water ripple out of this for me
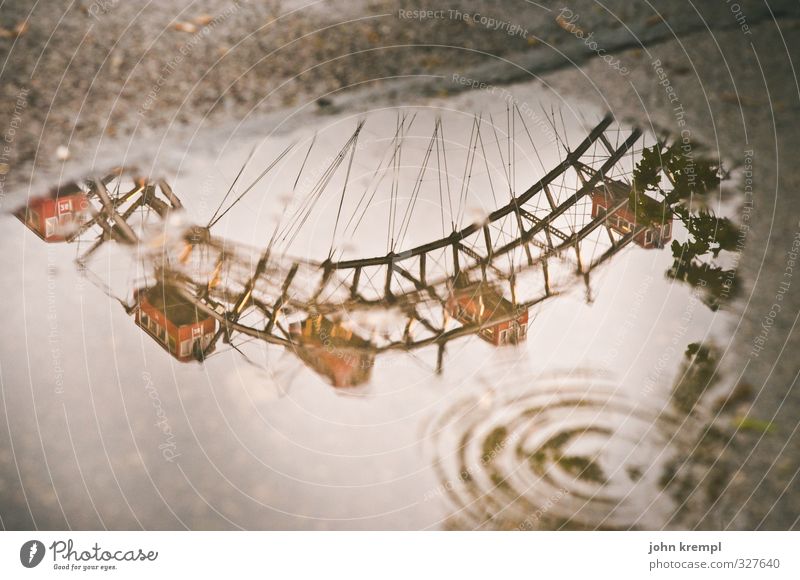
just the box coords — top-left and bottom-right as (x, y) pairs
(426, 371), (688, 530)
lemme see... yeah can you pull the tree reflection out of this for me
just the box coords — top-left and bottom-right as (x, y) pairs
(671, 342), (720, 415)
(631, 142), (740, 310)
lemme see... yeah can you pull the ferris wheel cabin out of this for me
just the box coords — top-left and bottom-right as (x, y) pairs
(289, 315), (375, 388)
(446, 278), (529, 346)
(590, 187), (673, 249)
(134, 284), (217, 362)
(16, 182), (90, 242)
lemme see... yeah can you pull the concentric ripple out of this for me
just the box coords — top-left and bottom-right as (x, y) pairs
(425, 371), (690, 530)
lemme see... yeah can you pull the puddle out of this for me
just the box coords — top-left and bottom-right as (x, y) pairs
(1, 83), (746, 529)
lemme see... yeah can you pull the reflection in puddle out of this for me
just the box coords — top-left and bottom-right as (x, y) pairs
(631, 141), (740, 311)
(426, 371), (692, 530)
(53, 112), (656, 383)
(6, 95), (748, 529)
(288, 314), (375, 388)
(134, 283), (217, 363)
(445, 274), (529, 346)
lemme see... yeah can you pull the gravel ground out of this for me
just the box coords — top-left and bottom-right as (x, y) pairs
(1, 0), (797, 191)
(1, 0), (799, 530)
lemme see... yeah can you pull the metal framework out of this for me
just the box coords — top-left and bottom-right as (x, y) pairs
(20, 113), (656, 379)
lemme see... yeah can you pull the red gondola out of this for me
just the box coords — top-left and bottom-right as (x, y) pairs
(134, 283), (216, 362)
(446, 277), (528, 346)
(591, 188), (673, 249)
(16, 182), (90, 242)
(289, 315), (374, 388)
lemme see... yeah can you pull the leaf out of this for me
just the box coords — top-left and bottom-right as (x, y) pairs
(172, 21), (198, 33)
(735, 416), (776, 434)
(632, 145), (664, 193)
